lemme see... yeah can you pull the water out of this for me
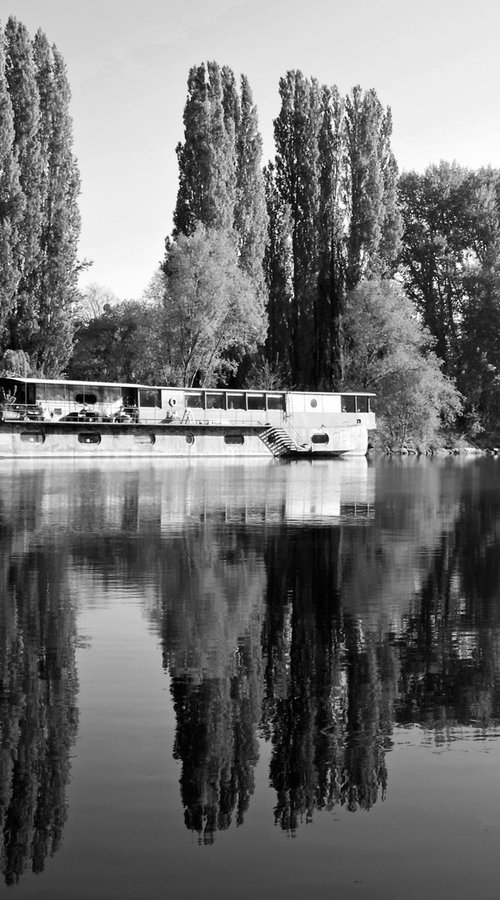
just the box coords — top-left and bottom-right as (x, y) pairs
(1, 455), (500, 899)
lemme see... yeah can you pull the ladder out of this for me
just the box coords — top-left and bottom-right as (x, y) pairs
(258, 425), (307, 458)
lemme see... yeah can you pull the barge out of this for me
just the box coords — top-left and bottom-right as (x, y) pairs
(0, 376), (375, 459)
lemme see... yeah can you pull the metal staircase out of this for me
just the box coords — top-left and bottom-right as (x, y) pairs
(258, 425), (306, 458)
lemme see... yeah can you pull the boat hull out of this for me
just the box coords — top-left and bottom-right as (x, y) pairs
(0, 421), (368, 459)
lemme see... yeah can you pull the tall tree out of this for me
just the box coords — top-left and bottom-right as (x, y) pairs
(234, 75), (268, 294)
(272, 71), (321, 387)
(457, 262), (500, 434)
(174, 62), (237, 236)
(344, 87), (401, 289)
(3, 17), (43, 351)
(172, 62), (268, 301)
(398, 162), (500, 377)
(263, 163), (293, 375)
(315, 84), (344, 387)
(1, 20), (81, 374)
(266, 75), (401, 390)
(31, 35), (81, 374)
(0, 26), (24, 339)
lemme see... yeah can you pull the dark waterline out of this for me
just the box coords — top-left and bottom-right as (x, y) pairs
(1, 456), (500, 899)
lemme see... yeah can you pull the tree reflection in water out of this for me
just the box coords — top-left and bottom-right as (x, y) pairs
(261, 530), (397, 831)
(0, 537), (78, 885)
(2, 457), (500, 864)
(158, 460), (500, 838)
(160, 531), (265, 844)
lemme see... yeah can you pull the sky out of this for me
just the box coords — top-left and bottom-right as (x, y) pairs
(3, 0), (500, 300)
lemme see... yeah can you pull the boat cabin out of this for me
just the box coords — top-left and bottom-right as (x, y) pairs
(0, 376), (375, 431)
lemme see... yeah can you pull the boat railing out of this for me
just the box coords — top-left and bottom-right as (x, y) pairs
(0, 402), (44, 421)
(0, 403), (285, 428)
(282, 418), (307, 448)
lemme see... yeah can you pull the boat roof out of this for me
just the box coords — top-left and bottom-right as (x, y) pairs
(0, 375), (375, 396)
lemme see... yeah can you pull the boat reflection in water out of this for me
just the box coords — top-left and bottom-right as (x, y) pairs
(1, 456), (500, 880)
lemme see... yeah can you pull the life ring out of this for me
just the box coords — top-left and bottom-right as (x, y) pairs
(169, 398), (177, 407)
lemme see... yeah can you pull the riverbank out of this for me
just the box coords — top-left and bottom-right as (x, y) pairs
(376, 445), (496, 457)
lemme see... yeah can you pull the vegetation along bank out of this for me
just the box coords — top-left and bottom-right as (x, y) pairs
(1, 18), (499, 451)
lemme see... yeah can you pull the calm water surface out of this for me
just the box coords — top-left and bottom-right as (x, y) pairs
(1, 456), (500, 899)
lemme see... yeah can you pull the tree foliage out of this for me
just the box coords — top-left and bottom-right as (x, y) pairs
(68, 300), (160, 383)
(458, 265), (500, 434)
(173, 61), (268, 300)
(30, 34), (81, 373)
(0, 17), (81, 375)
(343, 279), (462, 448)
(399, 163), (499, 368)
(75, 282), (120, 323)
(0, 29), (24, 337)
(266, 73), (401, 389)
(399, 162), (500, 436)
(160, 225), (267, 386)
(4, 16), (42, 321)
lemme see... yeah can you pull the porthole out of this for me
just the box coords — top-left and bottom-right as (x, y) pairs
(20, 430), (45, 444)
(185, 432), (195, 445)
(310, 398), (318, 408)
(78, 432), (101, 445)
(224, 433), (244, 445)
(311, 432), (329, 444)
(134, 432), (156, 445)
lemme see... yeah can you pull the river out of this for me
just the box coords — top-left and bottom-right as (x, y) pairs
(1, 455), (499, 899)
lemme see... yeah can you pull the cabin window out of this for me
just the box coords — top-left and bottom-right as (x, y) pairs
(227, 393), (246, 410)
(206, 392), (225, 409)
(356, 395), (370, 413)
(39, 383), (67, 402)
(224, 433), (244, 445)
(247, 393), (266, 410)
(121, 391), (138, 407)
(185, 392), (203, 408)
(75, 392), (98, 405)
(101, 386), (122, 403)
(267, 394), (286, 411)
(185, 432), (195, 445)
(20, 430), (45, 444)
(139, 389), (161, 408)
(310, 398), (318, 408)
(134, 432), (156, 445)
(78, 432), (101, 444)
(311, 432), (329, 444)
(341, 395), (356, 413)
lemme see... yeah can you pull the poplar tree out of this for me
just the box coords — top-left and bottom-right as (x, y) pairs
(263, 163), (293, 372)
(344, 86), (401, 289)
(272, 71), (321, 387)
(174, 62), (237, 235)
(0, 27), (24, 338)
(3, 17), (42, 349)
(315, 85), (344, 387)
(173, 62), (268, 295)
(32, 36), (81, 374)
(266, 73), (401, 389)
(168, 62), (268, 384)
(234, 75), (268, 294)
(1, 19), (81, 374)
